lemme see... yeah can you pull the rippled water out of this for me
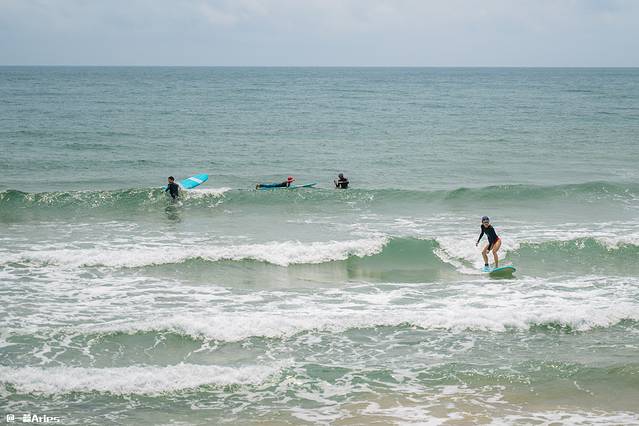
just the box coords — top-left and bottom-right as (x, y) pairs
(1, 67), (638, 425)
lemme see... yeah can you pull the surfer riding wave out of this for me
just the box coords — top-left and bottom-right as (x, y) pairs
(476, 216), (501, 271)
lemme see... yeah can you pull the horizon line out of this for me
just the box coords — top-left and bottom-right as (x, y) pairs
(1, 65), (638, 69)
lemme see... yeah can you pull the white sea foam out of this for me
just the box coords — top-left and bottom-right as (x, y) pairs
(187, 187), (232, 198)
(493, 411), (639, 425)
(0, 363), (282, 395)
(2, 237), (388, 268)
(3, 272), (638, 343)
(357, 395), (639, 426)
(82, 281), (639, 342)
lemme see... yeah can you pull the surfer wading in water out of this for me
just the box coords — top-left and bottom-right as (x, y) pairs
(476, 216), (501, 271)
(165, 176), (180, 200)
(334, 173), (349, 189)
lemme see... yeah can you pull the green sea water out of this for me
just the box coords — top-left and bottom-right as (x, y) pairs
(1, 67), (639, 425)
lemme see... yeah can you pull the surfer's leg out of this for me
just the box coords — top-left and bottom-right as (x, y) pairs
(491, 239), (502, 268)
(481, 244), (489, 265)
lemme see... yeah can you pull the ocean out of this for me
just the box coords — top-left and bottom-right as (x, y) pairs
(1, 67), (638, 425)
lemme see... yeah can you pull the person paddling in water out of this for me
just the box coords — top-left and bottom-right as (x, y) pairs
(165, 176), (180, 200)
(256, 176), (295, 189)
(476, 216), (501, 271)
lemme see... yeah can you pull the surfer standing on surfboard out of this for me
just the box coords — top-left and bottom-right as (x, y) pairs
(476, 216), (501, 271)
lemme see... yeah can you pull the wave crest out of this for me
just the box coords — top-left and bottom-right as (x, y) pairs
(0, 363), (282, 395)
(2, 181), (637, 219)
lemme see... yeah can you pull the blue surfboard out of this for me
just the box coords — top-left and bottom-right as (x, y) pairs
(488, 265), (516, 277)
(180, 174), (208, 189)
(163, 174), (208, 191)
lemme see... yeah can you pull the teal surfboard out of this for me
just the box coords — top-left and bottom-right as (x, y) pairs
(488, 266), (516, 277)
(164, 174), (208, 191)
(180, 174), (208, 189)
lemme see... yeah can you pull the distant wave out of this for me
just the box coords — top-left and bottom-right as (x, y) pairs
(437, 181), (639, 202)
(1, 181), (637, 219)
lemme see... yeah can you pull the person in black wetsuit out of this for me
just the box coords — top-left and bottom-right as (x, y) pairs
(476, 216), (501, 271)
(334, 173), (349, 189)
(165, 176), (180, 200)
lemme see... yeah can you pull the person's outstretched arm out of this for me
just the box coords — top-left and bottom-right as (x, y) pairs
(476, 228), (485, 246)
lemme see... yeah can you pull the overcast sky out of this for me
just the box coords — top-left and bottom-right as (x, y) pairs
(1, 0), (638, 66)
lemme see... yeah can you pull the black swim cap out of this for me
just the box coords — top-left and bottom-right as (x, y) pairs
(482, 216), (489, 221)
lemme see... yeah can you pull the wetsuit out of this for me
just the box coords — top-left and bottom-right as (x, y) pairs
(165, 182), (180, 199)
(335, 178), (349, 189)
(477, 225), (499, 250)
(257, 181), (291, 189)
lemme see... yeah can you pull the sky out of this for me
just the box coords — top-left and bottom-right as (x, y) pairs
(0, 0), (638, 66)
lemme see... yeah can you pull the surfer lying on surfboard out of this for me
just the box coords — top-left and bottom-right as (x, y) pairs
(256, 176), (295, 189)
(476, 216), (501, 272)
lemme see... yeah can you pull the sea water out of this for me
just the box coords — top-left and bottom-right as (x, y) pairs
(1, 67), (638, 424)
